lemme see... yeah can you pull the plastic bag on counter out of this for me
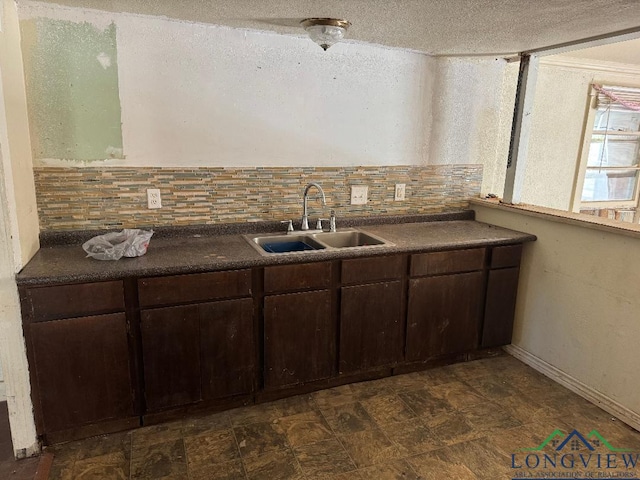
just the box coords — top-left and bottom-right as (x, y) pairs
(82, 229), (154, 261)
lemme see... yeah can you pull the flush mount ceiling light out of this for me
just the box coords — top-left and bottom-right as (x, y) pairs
(300, 18), (351, 51)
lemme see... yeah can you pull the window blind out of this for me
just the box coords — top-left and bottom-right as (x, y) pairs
(594, 84), (640, 111)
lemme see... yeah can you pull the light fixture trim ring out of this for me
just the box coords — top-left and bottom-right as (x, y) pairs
(300, 18), (351, 30)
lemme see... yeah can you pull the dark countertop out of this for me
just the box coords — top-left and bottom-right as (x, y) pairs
(17, 212), (536, 286)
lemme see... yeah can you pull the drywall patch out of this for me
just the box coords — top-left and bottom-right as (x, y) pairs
(21, 18), (123, 161)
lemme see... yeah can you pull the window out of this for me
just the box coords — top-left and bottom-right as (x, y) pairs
(573, 84), (640, 223)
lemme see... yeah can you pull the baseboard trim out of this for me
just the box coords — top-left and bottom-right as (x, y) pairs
(34, 452), (54, 480)
(503, 344), (640, 432)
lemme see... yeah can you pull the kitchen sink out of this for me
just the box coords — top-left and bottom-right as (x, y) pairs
(248, 234), (326, 254)
(244, 229), (392, 256)
(311, 231), (386, 248)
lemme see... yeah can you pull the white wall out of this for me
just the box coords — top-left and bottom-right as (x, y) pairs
(20, 1), (513, 172)
(21, 2), (435, 168)
(429, 57), (511, 171)
(431, 57), (517, 196)
(520, 63), (593, 211)
(117, 15), (437, 168)
(473, 202), (640, 426)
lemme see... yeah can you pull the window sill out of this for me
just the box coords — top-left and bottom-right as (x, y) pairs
(470, 198), (640, 240)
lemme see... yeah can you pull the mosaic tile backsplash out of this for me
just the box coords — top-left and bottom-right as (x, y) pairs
(34, 165), (483, 231)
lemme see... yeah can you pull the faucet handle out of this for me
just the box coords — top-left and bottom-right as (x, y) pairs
(316, 218), (329, 230)
(280, 220), (294, 233)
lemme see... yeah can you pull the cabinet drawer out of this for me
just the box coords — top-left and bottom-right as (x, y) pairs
(341, 255), (404, 284)
(264, 262), (331, 293)
(25, 281), (125, 322)
(490, 244), (523, 269)
(410, 248), (485, 277)
(138, 270), (251, 307)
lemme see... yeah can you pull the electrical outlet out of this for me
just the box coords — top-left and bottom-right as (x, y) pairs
(351, 185), (368, 205)
(147, 188), (162, 209)
(395, 183), (406, 201)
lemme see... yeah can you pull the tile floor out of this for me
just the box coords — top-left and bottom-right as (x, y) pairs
(47, 355), (640, 479)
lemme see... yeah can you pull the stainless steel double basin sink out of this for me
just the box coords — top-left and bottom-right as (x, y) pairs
(244, 229), (393, 256)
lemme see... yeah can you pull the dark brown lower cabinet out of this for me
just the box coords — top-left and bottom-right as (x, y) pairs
(407, 272), (484, 360)
(22, 242), (528, 442)
(482, 267), (520, 347)
(339, 281), (403, 374)
(29, 313), (134, 433)
(264, 290), (333, 388)
(141, 298), (254, 412)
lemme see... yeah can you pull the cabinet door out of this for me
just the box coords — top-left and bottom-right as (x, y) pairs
(264, 290), (333, 388)
(142, 299), (255, 411)
(340, 281), (403, 374)
(30, 313), (134, 433)
(200, 299), (255, 400)
(407, 272), (483, 361)
(141, 305), (201, 411)
(482, 268), (520, 347)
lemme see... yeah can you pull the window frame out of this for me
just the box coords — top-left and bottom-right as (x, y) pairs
(572, 84), (640, 219)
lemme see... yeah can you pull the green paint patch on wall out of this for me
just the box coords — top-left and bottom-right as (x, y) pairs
(21, 18), (123, 161)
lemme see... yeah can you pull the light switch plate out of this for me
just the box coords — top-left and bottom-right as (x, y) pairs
(351, 185), (368, 205)
(394, 183), (406, 201)
(147, 188), (162, 209)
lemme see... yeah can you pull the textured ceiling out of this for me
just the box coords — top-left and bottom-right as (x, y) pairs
(26, 0), (640, 56)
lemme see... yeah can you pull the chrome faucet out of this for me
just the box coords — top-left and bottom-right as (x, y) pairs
(301, 182), (326, 231)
